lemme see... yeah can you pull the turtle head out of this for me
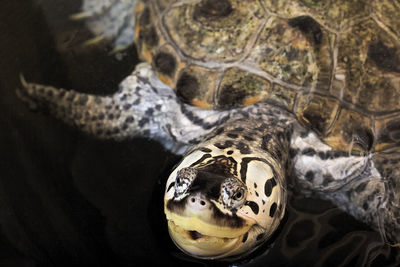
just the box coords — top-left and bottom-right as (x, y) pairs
(164, 149), (286, 260)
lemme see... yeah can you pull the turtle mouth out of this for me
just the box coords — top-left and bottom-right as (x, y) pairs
(167, 220), (244, 259)
(188, 230), (204, 240)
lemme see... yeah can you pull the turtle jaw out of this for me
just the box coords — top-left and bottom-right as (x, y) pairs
(164, 202), (256, 259)
(167, 220), (244, 259)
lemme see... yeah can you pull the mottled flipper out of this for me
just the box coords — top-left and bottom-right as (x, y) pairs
(292, 130), (400, 245)
(373, 147), (400, 246)
(71, 0), (138, 51)
(17, 63), (232, 154)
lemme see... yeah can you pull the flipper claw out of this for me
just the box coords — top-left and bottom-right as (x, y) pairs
(83, 35), (107, 46)
(110, 45), (129, 54)
(19, 73), (28, 88)
(16, 73), (39, 110)
(70, 12), (92, 20)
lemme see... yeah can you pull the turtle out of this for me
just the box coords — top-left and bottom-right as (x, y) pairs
(17, 0), (400, 261)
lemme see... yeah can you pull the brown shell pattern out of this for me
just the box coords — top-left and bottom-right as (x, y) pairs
(134, 0), (400, 153)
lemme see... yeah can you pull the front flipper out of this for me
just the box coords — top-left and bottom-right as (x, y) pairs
(71, 0), (138, 51)
(17, 63), (231, 154)
(292, 129), (400, 246)
(373, 147), (400, 246)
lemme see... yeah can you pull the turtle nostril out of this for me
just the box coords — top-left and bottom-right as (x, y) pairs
(188, 194), (208, 209)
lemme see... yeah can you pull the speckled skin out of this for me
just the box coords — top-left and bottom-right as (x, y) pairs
(72, 0), (138, 50)
(19, 62), (400, 255)
(19, 63), (232, 154)
(18, 0), (400, 260)
(162, 103), (297, 258)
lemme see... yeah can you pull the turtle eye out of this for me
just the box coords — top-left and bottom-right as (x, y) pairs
(233, 189), (244, 201)
(220, 177), (247, 210)
(174, 167), (197, 200)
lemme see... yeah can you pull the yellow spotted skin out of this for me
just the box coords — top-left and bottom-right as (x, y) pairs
(134, 0), (400, 154)
(164, 112), (292, 259)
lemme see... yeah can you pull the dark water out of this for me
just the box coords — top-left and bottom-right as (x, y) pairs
(0, 1), (398, 266)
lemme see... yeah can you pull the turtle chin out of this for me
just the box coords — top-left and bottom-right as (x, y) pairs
(167, 220), (244, 259)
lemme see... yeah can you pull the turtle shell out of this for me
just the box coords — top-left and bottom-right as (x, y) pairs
(134, 0), (400, 153)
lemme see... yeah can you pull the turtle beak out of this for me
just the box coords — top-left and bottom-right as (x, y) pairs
(167, 220), (243, 259)
(164, 192), (254, 259)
